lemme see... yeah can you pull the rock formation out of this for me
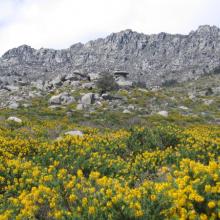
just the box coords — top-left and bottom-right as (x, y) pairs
(0, 25), (220, 88)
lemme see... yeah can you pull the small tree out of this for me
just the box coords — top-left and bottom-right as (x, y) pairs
(96, 74), (119, 93)
(205, 87), (213, 96)
(162, 79), (177, 87)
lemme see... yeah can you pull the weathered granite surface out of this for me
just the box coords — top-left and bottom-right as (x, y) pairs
(1, 25), (220, 87)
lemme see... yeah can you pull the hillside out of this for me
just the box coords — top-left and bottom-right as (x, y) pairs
(0, 26), (220, 220)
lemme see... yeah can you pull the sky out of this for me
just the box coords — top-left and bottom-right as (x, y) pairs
(0, 0), (220, 55)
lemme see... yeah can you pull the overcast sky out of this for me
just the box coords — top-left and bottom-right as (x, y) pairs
(0, 0), (219, 55)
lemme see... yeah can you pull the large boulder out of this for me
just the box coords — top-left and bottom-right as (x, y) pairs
(4, 85), (19, 92)
(70, 81), (81, 87)
(76, 103), (84, 110)
(116, 79), (133, 87)
(49, 92), (75, 105)
(123, 109), (131, 114)
(101, 93), (123, 101)
(50, 76), (65, 87)
(178, 106), (189, 110)
(113, 71), (129, 78)
(81, 82), (95, 89)
(8, 101), (19, 109)
(88, 73), (101, 81)
(64, 130), (83, 137)
(81, 93), (95, 105)
(7, 116), (22, 123)
(157, 111), (168, 117)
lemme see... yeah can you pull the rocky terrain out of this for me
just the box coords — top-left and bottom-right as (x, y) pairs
(1, 25), (220, 89)
(0, 71), (219, 129)
(0, 25), (219, 125)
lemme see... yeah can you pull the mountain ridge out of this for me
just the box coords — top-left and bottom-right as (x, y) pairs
(1, 25), (220, 87)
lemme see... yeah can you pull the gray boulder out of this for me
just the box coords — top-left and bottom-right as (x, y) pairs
(4, 85), (19, 92)
(203, 99), (214, 105)
(7, 116), (22, 123)
(8, 102), (19, 109)
(81, 93), (95, 105)
(179, 106), (189, 110)
(88, 73), (100, 81)
(123, 109), (131, 114)
(81, 82), (95, 89)
(116, 79), (133, 87)
(76, 103), (84, 110)
(49, 92), (75, 105)
(64, 130), (83, 137)
(157, 111), (168, 117)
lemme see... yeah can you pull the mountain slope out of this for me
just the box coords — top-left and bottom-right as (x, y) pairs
(1, 25), (220, 87)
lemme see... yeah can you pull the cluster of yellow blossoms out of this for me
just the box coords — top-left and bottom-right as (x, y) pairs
(0, 125), (220, 219)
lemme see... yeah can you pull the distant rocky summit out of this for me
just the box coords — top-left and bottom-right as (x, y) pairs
(0, 25), (220, 88)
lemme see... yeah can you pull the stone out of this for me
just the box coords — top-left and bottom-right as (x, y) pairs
(81, 93), (95, 105)
(127, 104), (135, 110)
(70, 81), (81, 87)
(138, 88), (148, 93)
(101, 93), (123, 100)
(123, 109), (131, 114)
(7, 116), (22, 123)
(48, 105), (62, 109)
(114, 71), (129, 78)
(49, 95), (61, 105)
(116, 79), (133, 87)
(4, 85), (19, 92)
(31, 80), (44, 90)
(23, 103), (31, 108)
(88, 73), (100, 81)
(213, 86), (220, 94)
(81, 82), (95, 89)
(188, 93), (196, 100)
(66, 111), (73, 117)
(203, 99), (214, 105)
(50, 76), (64, 87)
(49, 92), (75, 105)
(179, 106), (189, 110)
(76, 104), (84, 110)
(157, 111), (168, 117)
(64, 73), (76, 81)
(64, 130), (83, 137)
(63, 80), (71, 86)
(8, 102), (19, 109)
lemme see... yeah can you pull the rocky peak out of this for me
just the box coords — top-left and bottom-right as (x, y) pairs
(2, 44), (35, 60)
(196, 25), (219, 34)
(0, 25), (220, 87)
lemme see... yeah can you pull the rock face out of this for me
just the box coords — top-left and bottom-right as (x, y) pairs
(1, 25), (220, 87)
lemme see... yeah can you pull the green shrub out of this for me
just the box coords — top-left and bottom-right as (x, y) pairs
(162, 79), (177, 87)
(126, 126), (180, 153)
(96, 74), (119, 93)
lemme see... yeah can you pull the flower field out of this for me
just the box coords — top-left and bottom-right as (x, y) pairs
(0, 124), (220, 219)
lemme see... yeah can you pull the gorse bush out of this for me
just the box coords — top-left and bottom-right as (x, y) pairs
(126, 126), (180, 153)
(0, 124), (220, 219)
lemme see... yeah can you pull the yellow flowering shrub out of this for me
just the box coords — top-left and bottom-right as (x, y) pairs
(0, 124), (220, 219)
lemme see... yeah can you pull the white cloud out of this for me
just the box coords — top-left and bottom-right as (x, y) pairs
(0, 0), (220, 55)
